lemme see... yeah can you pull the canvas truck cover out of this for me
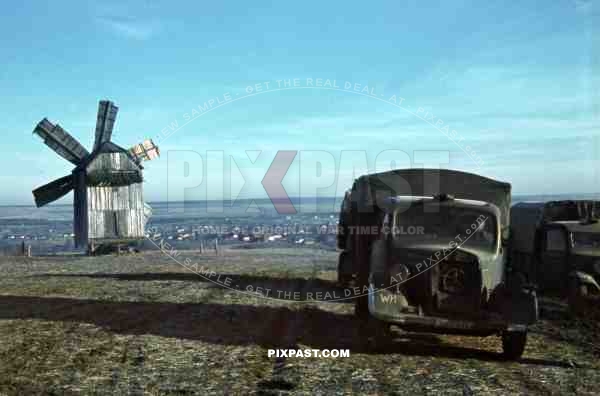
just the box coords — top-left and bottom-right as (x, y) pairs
(510, 202), (545, 254)
(352, 168), (512, 229)
(510, 200), (600, 254)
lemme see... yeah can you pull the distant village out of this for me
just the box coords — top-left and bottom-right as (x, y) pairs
(0, 211), (341, 255)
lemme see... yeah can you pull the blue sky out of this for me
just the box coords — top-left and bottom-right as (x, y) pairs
(0, 0), (598, 205)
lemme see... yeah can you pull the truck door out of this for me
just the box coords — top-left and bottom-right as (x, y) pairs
(539, 227), (569, 291)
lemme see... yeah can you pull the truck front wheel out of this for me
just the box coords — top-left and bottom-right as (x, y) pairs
(355, 294), (370, 319)
(358, 317), (392, 351)
(501, 330), (527, 360)
(568, 280), (588, 316)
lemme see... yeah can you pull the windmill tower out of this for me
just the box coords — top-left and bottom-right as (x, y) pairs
(32, 100), (160, 253)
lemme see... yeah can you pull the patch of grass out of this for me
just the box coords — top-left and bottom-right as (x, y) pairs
(0, 250), (598, 395)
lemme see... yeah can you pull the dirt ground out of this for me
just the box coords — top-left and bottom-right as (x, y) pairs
(0, 248), (598, 395)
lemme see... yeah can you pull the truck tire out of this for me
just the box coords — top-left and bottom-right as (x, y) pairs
(355, 294), (369, 319)
(337, 252), (353, 286)
(354, 246), (370, 319)
(355, 263), (370, 319)
(568, 282), (588, 316)
(358, 317), (391, 351)
(501, 330), (527, 360)
(338, 271), (353, 287)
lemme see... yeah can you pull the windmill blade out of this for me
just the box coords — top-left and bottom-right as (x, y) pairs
(129, 139), (160, 162)
(94, 100), (118, 150)
(32, 175), (74, 207)
(33, 118), (89, 165)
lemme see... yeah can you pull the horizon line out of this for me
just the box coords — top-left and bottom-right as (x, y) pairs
(1, 192), (600, 207)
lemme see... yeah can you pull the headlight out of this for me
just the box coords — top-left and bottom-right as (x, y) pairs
(390, 264), (411, 282)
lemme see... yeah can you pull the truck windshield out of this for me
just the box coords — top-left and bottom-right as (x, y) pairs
(392, 204), (498, 252)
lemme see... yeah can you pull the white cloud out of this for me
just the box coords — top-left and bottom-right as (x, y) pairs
(96, 16), (159, 40)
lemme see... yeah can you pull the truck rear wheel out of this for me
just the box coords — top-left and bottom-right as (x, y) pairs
(568, 282), (588, 316)
(355, 259), (370, 319)
(355, 295), (370, 319)
(338, 272), (352, 287)
(501, 330), (527, 360)
(337, 251), (353, 287)
(354, 250), (369, 319)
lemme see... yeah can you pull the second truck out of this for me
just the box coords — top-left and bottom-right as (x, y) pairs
(510, 200), (600, 311)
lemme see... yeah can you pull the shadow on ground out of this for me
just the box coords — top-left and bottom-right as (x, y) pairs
(0, 295), (576, 367)
(533, 299), (600, 356)
(32, 272), (353, 303)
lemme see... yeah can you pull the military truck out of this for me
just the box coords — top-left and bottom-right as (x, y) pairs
(337, 168), (538, 359)
(510, 200), (600, 309)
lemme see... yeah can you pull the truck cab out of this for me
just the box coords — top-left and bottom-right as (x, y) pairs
(510, 201), (600, 304)
(537, 221), (600, 297)
(368, 196), (503, 320)
(339, 168), (538, 359)
(365, 195), (536, 358)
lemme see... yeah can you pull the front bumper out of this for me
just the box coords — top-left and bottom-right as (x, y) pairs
(367, 285), (524, 333)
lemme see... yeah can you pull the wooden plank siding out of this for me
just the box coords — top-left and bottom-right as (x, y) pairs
(88, 184), (144, 211)
(87, 184), (146, 240)
(87, 152), (140, 174)
(85, 151), (146, 243)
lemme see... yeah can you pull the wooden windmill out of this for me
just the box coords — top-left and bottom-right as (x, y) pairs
(32, 100), (160, 253)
